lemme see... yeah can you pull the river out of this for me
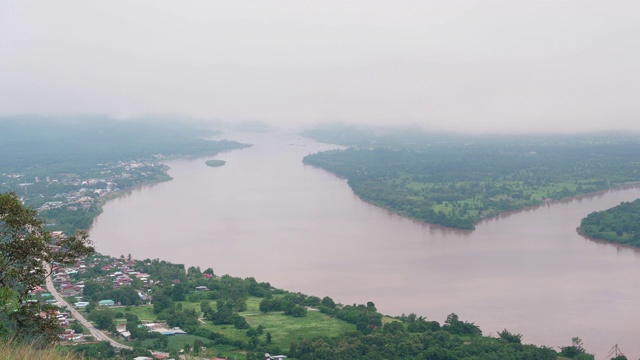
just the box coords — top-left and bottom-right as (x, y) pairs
(91, 131), (640, 357)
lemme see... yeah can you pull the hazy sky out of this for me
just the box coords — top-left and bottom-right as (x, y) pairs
(1, 1), (639, 133)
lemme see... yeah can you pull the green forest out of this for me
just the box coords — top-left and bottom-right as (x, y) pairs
(578, 199), (640, 247)
(303, 125), (640, 230)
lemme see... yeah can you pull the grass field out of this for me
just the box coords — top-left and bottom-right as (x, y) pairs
(118, 297), (356, 351)
(197, 310), (355, 350)
(180, 297), (356, 349)
(122, 304), (156, 322)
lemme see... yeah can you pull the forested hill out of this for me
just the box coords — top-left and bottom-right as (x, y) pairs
(0, 115), (248, 173)
(302, 125), (640, 230)
(578, 199), (640, 247)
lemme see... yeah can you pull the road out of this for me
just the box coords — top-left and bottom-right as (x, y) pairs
(44, 264), (195, 359)
(44, 264), (132, 350)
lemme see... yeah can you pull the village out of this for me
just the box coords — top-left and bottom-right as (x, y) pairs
(34, 236), (294, 360)
(32, 231), (233, 360)
(1, 158), (169, 218)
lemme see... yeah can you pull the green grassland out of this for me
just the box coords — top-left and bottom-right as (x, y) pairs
(120, 297), (355, 351)
(179, 297), (355, 349)
(122, 305), (156, 322)
(204, 309), (355, 350)
(137, 334), (236, 356)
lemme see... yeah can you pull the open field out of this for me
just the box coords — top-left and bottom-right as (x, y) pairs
(179, 297), (356, 349)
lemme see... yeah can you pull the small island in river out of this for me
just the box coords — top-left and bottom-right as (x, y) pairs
(205, 159), (226, 167)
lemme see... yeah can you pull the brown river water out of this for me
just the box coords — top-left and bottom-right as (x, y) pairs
(91, 132), (640, 358)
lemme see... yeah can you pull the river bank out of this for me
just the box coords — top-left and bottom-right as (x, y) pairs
(80, 147), (248, 235)
(89, 132), (640, 358)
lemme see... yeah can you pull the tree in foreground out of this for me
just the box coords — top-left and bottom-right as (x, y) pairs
(0, 192), (94, 344)
(559, 337), (595, 360)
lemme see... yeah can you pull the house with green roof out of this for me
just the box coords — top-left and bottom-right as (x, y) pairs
(98, 299), (115, 306)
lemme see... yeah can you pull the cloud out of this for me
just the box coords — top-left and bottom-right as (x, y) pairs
(1, 1), (639, 133)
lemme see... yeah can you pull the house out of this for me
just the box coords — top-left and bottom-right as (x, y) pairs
(265, 354), (287, 360)
(116, 324), (131, 338)
(163, 327), (184, 336)
(98, 299), (115, 306)
(146, 325), (187, 336)
(74, 302), (89, 308)
(195, 286), (209, 291)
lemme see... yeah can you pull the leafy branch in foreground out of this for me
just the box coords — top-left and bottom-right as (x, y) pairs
(0, 192), (94, 344)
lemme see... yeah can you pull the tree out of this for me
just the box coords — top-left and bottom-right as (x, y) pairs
(233, 315), (249, 329)
(153, 292), (174, 314)
(321, 296), (336, 308)
(88, 307), (115, 330)
(82, 280), (104, 298)
(70, 322), (84, 334)
(290, 305), (307, 318)
(187, 266), (202, 278)
(0, 192), (94, 343)
(200, 301), (213, 318)
(383, 321), (404, 335)
(193, 339), (204, 354)
(498, 329), (522, 344)
(559, 337), (594, 359)
(234, 297), (248, 312)
(259, 298), (271, 313)
(442, 313), (481, 336)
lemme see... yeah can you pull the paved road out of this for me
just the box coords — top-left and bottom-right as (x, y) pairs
(44, 264), (192, 359)
(44, 264), (133, 350)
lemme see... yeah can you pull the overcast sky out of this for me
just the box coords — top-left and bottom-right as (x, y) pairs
(1, 1), (639, 133)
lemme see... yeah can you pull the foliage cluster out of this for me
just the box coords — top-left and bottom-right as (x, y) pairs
(303, 126), (640, 230)
(0, 192), (94, 343)
(205, 159), (226, 167)
(579, 198), (640, 246)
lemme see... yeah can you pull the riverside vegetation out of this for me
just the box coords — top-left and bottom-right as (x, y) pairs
(0, 118), (611, 359)
(1, 206), (597, 359)
(578, 199), (640, 247)
(303, 124), (640, 231)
